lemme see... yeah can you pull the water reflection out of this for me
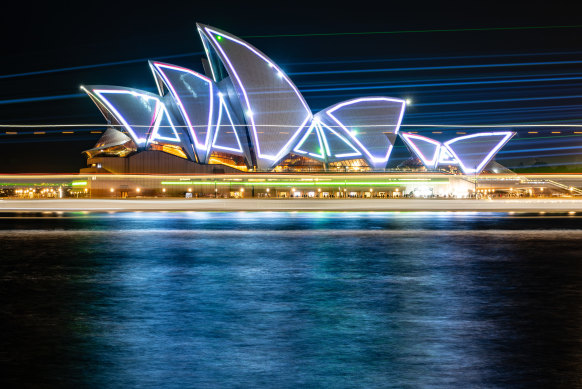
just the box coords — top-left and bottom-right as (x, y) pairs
(1, 213), (582, 387)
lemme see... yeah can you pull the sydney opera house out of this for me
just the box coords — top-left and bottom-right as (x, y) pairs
(4, 24), (527, 198)
(80, 24), (514, 178)
(10, 24), (582, 200)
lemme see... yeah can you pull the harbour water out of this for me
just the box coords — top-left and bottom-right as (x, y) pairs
(1, 212), (582, 388)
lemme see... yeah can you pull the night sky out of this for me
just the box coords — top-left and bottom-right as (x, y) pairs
(1, 0), (581, 172)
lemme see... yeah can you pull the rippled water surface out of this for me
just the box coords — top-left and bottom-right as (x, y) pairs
(2, 212), (582, 388)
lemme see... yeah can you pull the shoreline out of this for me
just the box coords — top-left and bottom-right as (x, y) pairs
(2, 198), (582, 213)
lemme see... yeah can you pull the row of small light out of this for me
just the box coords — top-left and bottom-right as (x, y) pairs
(105, 187), (404, 195)
(14, 188), (60, 193)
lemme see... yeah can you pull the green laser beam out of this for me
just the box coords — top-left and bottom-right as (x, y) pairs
(243, 25), (582, 38)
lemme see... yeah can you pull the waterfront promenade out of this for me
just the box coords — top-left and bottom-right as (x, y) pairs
(3, 198), (582, 212)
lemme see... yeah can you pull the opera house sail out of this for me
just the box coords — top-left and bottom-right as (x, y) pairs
(399, 132), (515, 174)
(81, 24), (513, 175)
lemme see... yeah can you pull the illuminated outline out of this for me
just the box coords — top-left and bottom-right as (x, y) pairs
(293, 122), (325, 160)
(149, 104), (181, 143)
(318, 121), (361, 159)
(443, 131), (514, 174)
(80, 86), (123, 129)
(149, 62), (166, 96)
(90, 88), (180, 146)
(212, 95), (243, 153)
(314, 124), (326, 159)
(91, 88), (162, 145)
(198, 28), (217, 81)
(325, 97), (406, 166)
(200, 25), (312, 167)
(150, 62), (214, 153)
(400, 132), (441, 169)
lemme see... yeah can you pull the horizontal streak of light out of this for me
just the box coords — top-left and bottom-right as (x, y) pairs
(0, 128), (109, 135)
(0, 52), (202, 80)
(405, 119), (582, 127)
(0, 182), (69, 186)
(3, 75), (581, 106)
(3, 48), (580, 82)
(416, 94), (582, 107)
(0, 137), (99, 145)
(503, 152), (582, 160)
(305, 86), (582, 107)
(402, 124), (582, 128)
(0, 93), (84, 105)
(506, 160), (582, 169)
(160, 180), (448, 186)
(404, 104), (582, 117)
(284, 50), (582, 66)
(300, 75), (582, 92)
(289, 59), (582, 76)
(299, 71), (582, 88)
(499, 145), (582, 154)
(3, 123), (582, 129)
(492, 134), (582, 141)
(0, 88), (157, 105)
(243, 24), (582, 38)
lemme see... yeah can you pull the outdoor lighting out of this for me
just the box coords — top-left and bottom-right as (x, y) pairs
(110, 188), (114, 192)
(318, 188), (321, 192)
(136, 188), (141, 193)
(162, 188), (166, 192)
(215, 188), (218, 192)
(292, 188), (295, 192)
(266, 188), (270, 192)
(240, 188), (244, 192)
(188, 188), (192, 192)
(370, 188), (373, 192)
(405, 98), (412, 105)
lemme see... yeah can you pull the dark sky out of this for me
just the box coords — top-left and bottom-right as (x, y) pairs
(1, 0), (582, 172)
